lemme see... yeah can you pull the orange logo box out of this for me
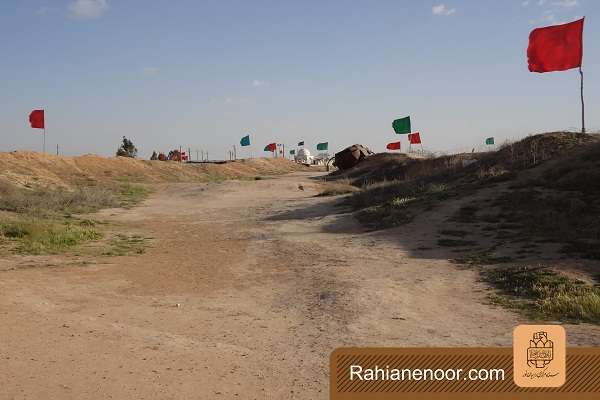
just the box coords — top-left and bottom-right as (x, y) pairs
(513, 325), (566, 387)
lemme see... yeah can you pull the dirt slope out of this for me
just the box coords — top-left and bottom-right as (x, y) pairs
(0, 151), (310, 188)
(330, 131), (599, 186)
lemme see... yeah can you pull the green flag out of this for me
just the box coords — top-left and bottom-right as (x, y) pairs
(316, 142), (328, 151)
(240, 134), (250, 146)
(290, 149), (296, 155)
(392, 116), (411, 134)
(485, 137), (495, 145)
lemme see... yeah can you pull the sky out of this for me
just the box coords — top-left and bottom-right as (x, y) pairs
(1, 0), (598, 158)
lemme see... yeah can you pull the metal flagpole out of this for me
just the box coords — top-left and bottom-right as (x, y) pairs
(579, 66), (585, 134)
(43, 128), (46, 153)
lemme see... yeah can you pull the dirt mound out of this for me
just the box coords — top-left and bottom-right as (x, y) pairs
(329, 131), (599, 187)
(478, 131), (599, 173)
(0, 152), (309, 188)
(344, 131), (600, 261)
(329, 152), (477, 185)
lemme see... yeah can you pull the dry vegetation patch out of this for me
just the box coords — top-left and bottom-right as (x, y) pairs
(483, 265), (600, 323)
(0, 178), (149, 255)
(0, 154), (306, 256)
(317, 180), (359, 197)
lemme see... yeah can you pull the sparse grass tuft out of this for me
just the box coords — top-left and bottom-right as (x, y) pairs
(119, 182), (151, 208)
(317, 181), (358, 197)
(0, 181), (117, 216)
(483, 265), (600, 323)
(0, 180), (148, 255)
(0, 217), (101, 254)
(350, 179), (452, 229)
(102, 233), (149, 256)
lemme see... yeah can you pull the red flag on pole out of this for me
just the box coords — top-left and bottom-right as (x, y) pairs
(408, 132), (421, 144)
(264, 143), (276, 152)
(29, 109), (45, 129)
(386, 141), (401, 150)
(527, 18), (584, 73)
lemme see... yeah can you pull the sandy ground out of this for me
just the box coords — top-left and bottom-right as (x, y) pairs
(1, 172), (600, 399)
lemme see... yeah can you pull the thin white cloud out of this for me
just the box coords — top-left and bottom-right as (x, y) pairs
(522, 0), (531, 6)
(432, 4), (456, 16)
(68, 0), (109, 19)
(142, 66), (160, 76)
(252, 79), (268, 87)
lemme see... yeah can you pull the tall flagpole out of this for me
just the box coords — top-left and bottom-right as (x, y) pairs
(43, 127), (46, 153)
(579, 66), (585, 134)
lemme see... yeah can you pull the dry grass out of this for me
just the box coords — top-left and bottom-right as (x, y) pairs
(0, 152), (312, 188)
(101, 233), (149, 256)
(0, 181), (118, 216)
(0, 217), (102, 255)
(350, 179), (452, 229)
(0, 154), (311, 256)
(484, 265), (600, 323)
(0, 179), (144, 255)
(317, 179), (359, 197)
(117, 181), (151, 208)
(332, 132), (600, 244)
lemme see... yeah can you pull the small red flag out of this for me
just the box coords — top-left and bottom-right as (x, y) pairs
(386, 141), (401, 150)
(29, 109), (45, 129)
(264, 143), (277, 152)
(527, 18), (584, 73)
(408, 132), (421, 144)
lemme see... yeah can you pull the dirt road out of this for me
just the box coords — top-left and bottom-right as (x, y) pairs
(2, 172), (599, 399)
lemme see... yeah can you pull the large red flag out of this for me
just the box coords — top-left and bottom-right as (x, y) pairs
(408, 132), (421, 144)
(29, 109), (45, 129)
(386, 141), (401, 150)
(527, 18), (584, 73)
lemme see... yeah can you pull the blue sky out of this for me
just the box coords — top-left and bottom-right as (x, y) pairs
(1, 0), (598, 158)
